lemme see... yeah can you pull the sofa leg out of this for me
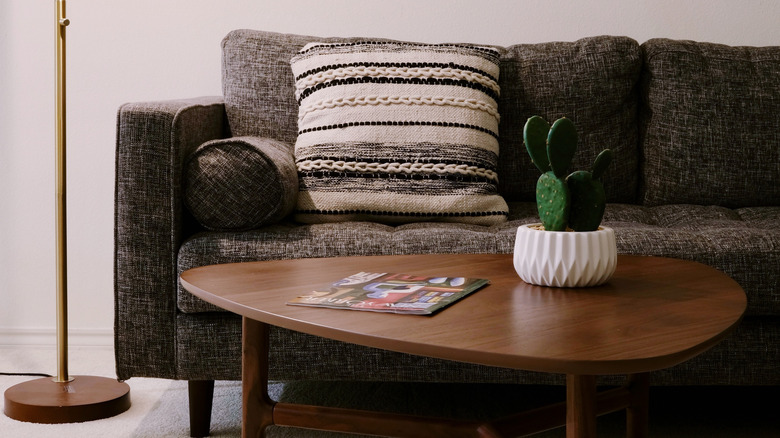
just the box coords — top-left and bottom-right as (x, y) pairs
(188, 380), (215, 437)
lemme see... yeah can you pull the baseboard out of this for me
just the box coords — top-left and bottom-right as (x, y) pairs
(0, 327), (114, 348)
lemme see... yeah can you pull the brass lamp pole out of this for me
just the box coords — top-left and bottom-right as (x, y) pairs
(3, 0), (131, 423)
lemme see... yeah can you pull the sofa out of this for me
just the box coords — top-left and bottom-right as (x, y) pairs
(114, 29), (779, 435)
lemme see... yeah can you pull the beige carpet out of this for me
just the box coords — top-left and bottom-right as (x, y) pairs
(0, 346), (236, 438)
(1, 346), (777, 437)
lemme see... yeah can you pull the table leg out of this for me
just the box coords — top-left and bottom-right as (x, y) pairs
(242, 317), (275, 438)
(626, 373), (650, 438)
(566, 374), (597, 438)
(238, 320), (647, 438)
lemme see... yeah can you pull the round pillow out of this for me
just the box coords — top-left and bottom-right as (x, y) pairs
(183, 137), (298, 230)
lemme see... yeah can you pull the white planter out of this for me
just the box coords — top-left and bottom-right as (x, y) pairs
(513, 223), (617, 288)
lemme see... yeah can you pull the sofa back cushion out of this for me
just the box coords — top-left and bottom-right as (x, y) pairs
(498, 38), (641, 202)
(640, 39), (780, 207)
(222, 29), (641, 203)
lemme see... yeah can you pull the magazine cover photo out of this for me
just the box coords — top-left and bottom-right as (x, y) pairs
(287, 272), (490, 315)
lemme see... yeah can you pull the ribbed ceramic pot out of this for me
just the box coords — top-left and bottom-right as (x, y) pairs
(513, 223), (617, 287)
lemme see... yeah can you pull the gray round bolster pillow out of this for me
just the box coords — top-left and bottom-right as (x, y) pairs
(183, 136), (298, 231)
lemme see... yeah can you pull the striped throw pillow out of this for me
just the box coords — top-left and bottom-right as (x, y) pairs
(290, 41), (508, 225)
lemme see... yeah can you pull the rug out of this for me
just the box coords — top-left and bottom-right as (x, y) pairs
(1, 346), (777, 437)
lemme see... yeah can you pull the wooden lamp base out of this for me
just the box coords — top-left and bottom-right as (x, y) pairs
(4, 375), (130, 424)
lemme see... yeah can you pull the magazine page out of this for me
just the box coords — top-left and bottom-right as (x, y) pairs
(287, 272), (489, 315)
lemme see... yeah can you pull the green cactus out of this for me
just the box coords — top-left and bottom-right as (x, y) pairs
(536, 171), (570, 231)
(567, 149), (613, 231)
(523, 116), (612, 232)
(523, 115), (551, 173)
(547, 118), (578, 179)
(526, 117), (577, 231)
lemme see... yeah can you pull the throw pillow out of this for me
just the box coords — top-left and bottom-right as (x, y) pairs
(289, 41), (509, 225)
(183, 136), (298, 230)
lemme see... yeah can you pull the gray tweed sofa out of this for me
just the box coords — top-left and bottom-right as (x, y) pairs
(115, 29), (779, 435)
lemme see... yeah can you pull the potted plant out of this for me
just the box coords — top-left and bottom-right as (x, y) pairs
(513, 116), (617, 287)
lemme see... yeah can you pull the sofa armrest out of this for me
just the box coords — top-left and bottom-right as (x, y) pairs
(114, 96), (227, 380)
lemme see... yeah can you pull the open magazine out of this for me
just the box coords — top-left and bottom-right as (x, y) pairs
(287, 272), (489, 315)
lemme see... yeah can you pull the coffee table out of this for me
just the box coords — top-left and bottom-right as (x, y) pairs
(180, 254), (746, 438)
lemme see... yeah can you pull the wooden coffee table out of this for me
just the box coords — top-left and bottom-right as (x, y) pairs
(180, 254), (745, 438)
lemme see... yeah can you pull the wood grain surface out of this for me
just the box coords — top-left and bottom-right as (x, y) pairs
(181, 254), (745, 376)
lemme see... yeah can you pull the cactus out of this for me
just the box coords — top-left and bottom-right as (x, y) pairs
(523, 115), (551, 173)
(536, 171), (570, 231)
(567, 149), (613, 231)
(523, 116), (612, 232)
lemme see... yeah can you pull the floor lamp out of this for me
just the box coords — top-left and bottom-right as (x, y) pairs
(3, 0), (131, 424)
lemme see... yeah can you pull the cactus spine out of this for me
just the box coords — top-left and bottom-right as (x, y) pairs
(523, 116), (613, 232)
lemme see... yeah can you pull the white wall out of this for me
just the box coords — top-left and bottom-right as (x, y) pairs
(1, 0), (778, 347)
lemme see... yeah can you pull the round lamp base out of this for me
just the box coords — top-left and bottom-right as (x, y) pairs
(4, 375), (131, 424)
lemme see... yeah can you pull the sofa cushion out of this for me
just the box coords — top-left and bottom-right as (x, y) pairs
(498, 37), (642, 203)
(640, 39), (780, 207)
(221, 30), (642, 204)
(183, 136), (298, 230)
(177, 203), (536, 314)
(289, 41), (508, 225)
(177, 203), (779, 317)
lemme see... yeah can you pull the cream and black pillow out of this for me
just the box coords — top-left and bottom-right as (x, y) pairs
(290, 41), (508, 225)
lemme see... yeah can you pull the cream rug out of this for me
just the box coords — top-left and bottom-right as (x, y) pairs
(0, 345), (234, 438)
(1, 346), (777, 437)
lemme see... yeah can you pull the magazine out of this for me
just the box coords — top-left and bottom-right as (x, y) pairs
(287, 272), (489, 315)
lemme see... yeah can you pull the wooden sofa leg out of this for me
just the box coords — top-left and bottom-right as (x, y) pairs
(188, 380), (215, 437)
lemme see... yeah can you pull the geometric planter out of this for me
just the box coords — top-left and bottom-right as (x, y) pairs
(513, 223), (618, 287)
